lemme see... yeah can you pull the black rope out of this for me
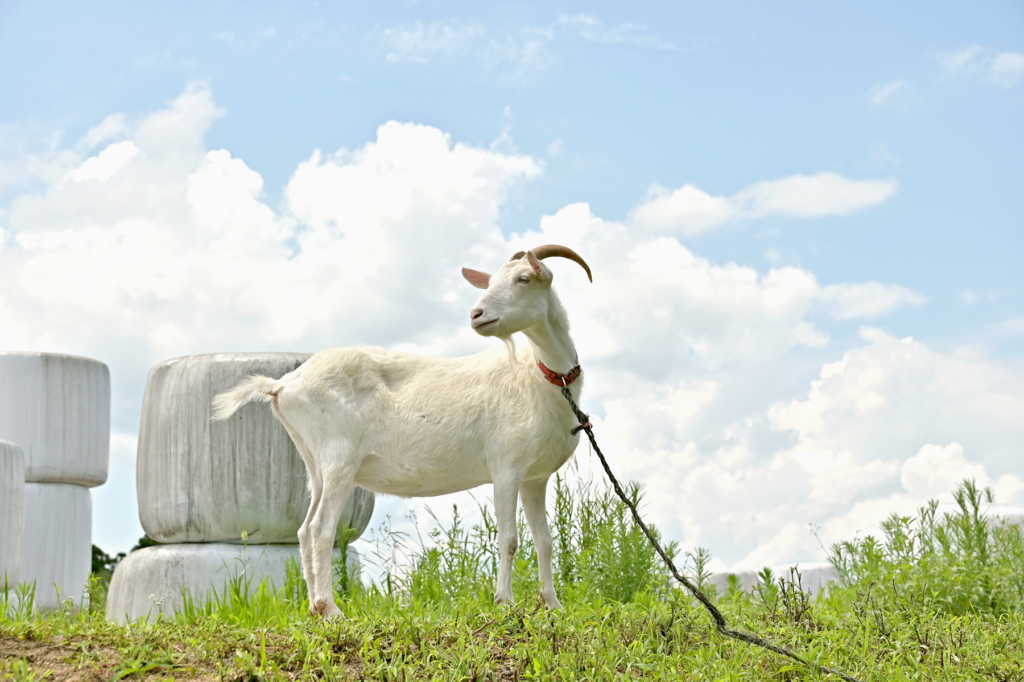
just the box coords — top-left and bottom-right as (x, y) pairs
(559, 385), (863, 682)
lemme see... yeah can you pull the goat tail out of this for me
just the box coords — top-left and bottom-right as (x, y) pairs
(210, 374), (282, 421)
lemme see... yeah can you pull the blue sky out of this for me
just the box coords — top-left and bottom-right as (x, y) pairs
(1, 1), (1022, 571)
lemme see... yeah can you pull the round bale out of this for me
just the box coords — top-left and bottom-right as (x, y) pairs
(21, 482), (92, 610)
(137, 353), (374, 545)
(105, 542), (361, 623)
(1, 440), (25, 586)
(0, 352), (110, 487)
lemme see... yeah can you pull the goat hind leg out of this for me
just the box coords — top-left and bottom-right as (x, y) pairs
(298, 473), (323, 616)
(309, 465), (355, 619)
(271, 404), (322, 616)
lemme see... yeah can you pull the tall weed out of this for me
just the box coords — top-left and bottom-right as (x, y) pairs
(385, 475), (680, 607)
(830, 478), (1024, 614)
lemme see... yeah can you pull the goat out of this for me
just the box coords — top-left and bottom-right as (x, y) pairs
(211, 245), (592, 617)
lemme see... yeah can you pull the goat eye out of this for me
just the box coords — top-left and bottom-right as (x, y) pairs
(519, 277), (530, 283)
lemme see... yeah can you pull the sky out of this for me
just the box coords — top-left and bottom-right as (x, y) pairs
(1, 1), (1022, 574)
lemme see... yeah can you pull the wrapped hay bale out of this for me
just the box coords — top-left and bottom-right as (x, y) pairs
(708, 561), (836, 598)
(137, 353), (374, 544)
(936, 502), (1024, 528)
(0, 352), (110, 487)
(1, 440), (25, 587)
(21, 482), (92, 609)
(105, 542), (362, 623)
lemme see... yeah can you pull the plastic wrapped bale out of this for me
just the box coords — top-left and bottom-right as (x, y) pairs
(21, 482), (92, 610)
(0, 352), (110, 487)
(1, 440), (25, 587)
(936, 503), (1024, 529)
(708, 561), (836, 598)
(105, 542), (362, 623)
(136, 353), (375, 545)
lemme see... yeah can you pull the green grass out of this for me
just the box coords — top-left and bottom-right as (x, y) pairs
(2, 478), (1023, 681)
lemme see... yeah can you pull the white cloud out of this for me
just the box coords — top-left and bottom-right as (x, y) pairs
(867, 81), (918, 112)
(819, 282), (927, 319)
(6, 84), (1017, 575)
(382, 21), (486, 64)
(938, 46), (1024, 87)
(557, 14), (675, 50)
(733, 173), (897, 219)
(629, 184), (734, 236)
(991, 52), (1024, 87)
(629, 172), (898, 235)
(938, 46), (985, 74)
(868, 80), (907, 106)
(0, 85), (540, 366)
(67, 141), (140, 183)
(900, 442), (987, 498)
(376, 14), (674, 81)
(867, 142), (901, 170)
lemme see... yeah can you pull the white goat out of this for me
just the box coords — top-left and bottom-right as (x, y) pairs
(211, 245), (592, 617)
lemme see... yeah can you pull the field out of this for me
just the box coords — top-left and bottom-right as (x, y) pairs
(2, 478), (1023, 681)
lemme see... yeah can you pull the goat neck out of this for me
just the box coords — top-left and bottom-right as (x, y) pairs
(520, 290), (579, 380)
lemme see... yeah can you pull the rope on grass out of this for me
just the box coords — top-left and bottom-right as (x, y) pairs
(559, 385), (863, 682)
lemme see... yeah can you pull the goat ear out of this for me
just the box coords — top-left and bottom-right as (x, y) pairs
(525, 251), (547, 279)
(462, 267), (491, 289)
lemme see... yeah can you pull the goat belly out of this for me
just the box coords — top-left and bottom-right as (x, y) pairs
(354, 451), (491, 497)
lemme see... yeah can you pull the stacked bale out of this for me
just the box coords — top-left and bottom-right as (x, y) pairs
(1, 441), (25, 590)
(107, 353), (375, 623)
(0, 352), (110, 610)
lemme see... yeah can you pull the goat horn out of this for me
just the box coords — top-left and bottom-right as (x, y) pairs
(509, 245), (593, 282)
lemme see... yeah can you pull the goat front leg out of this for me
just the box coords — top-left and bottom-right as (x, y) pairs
(521, 476), (562, 609)
(493, 473), (524, 605)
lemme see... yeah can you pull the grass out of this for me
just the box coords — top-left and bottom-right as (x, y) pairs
(2, 477), (1023, 681)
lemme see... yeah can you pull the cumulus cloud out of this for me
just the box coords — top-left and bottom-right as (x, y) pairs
(938, 46), (1024, 87)
(5, 83), (1018, 573)
(502, 324), (1023, 571)
(629, 172), (898, 236)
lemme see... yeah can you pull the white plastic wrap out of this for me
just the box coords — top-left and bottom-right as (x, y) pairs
(0, 352), (110, 487)
(105, 542), (362, 623)
(1, 440), (25, 586)
(708, 561), (836, 598)
(21, 482), (92, 610)
(936, 503), (1024, 528)
(136, 353), (374, 544)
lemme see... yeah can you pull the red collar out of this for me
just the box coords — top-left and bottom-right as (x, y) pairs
(537, 359), (582, 387)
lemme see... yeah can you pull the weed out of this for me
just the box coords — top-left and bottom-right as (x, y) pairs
(2, 477), (1023, 680)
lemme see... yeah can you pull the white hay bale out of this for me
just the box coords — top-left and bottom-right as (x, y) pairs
(936, 503), (1024, 528)
(708, 561), (836, 598)
(21, 482), (92, 610)
(137, 353), (374, 544)
(1, 440), (25, 587)
(0, 352), (110, 487)
(105, 542), (362, 623)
